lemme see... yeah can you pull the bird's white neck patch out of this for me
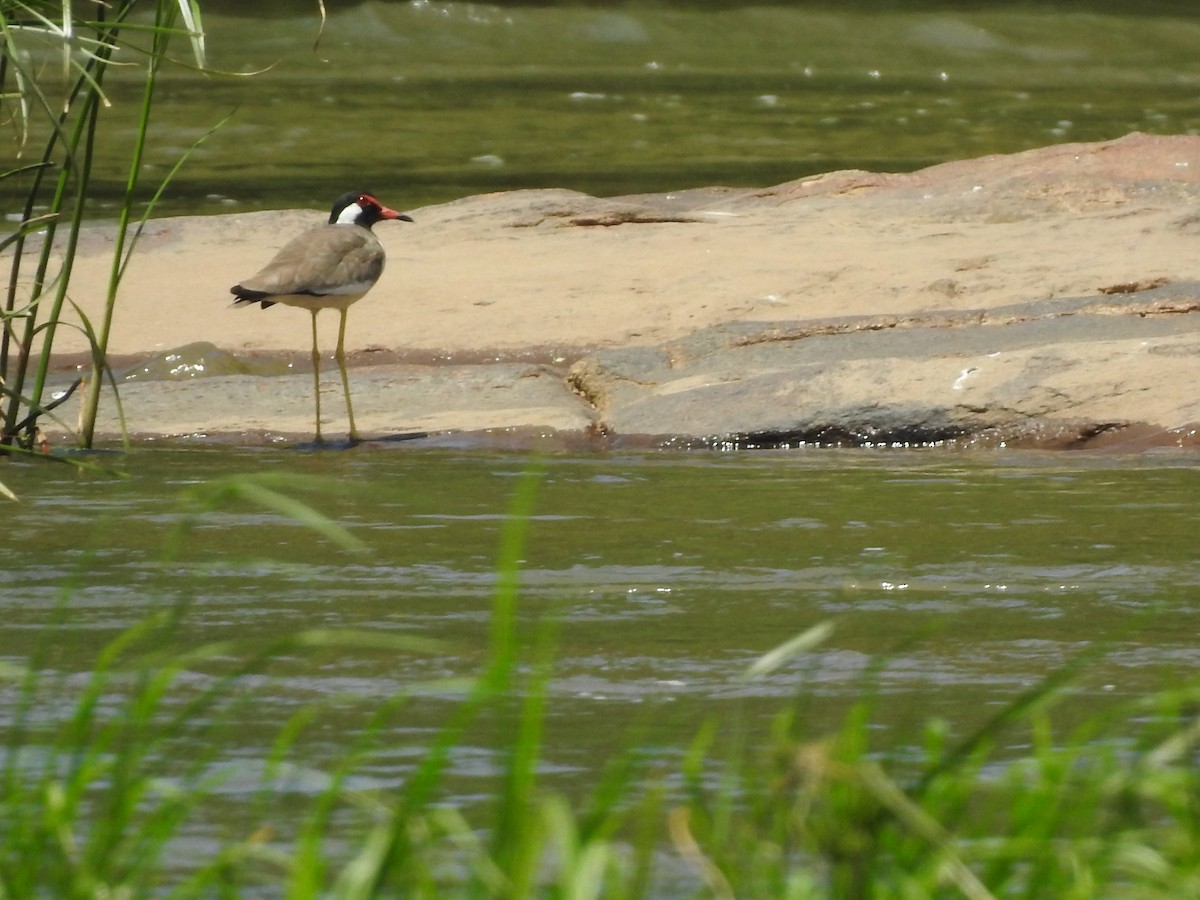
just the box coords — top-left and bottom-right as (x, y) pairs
(334, 202), (364, 225)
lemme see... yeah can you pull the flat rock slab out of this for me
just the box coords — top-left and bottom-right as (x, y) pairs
(568, 286), (1200, 449)
(86, 361), (594, 446)
(21, 131), (1200, 449)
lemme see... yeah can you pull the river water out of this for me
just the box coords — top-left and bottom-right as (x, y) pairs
(1, 447), (1197, 880)
(7, 1), (1200, 216)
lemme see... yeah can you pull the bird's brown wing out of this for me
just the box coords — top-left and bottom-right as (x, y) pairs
(234, 225), (385, 298)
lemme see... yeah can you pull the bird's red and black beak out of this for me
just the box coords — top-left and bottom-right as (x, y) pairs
(379, 205), (414, 223)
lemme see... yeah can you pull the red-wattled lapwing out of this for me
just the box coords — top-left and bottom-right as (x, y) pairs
(230, 191), (413, 443)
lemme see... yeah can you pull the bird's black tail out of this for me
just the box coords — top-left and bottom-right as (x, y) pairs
(230, 285), (276, 309)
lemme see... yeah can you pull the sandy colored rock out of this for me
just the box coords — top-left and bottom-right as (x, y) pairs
(87, 360), (592, 444)
(568, 290), (1200, 448)
(16, 132), (1200, 448)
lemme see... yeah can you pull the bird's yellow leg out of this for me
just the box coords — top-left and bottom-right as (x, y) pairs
(336, 308), (359, 442)
(310, 309), (323, 443)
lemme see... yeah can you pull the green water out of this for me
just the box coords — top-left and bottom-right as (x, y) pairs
(2, 447), (1197, 876)
(7, 2), (1200, 216)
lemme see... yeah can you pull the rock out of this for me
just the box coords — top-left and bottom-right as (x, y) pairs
(569, 286), (1200, 448)
(86, 362), (594, 443)
(25, 132), (1200, 449)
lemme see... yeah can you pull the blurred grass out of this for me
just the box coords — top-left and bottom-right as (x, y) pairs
(2, 465), (1199, 897)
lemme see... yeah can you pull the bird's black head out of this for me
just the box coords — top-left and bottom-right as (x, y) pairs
(328, 191), (414, 229)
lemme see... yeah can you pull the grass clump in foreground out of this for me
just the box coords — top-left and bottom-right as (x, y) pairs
(2, 470), (1200, 898)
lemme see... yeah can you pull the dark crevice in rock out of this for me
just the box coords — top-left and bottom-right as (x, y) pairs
(685, 424), (971, 450)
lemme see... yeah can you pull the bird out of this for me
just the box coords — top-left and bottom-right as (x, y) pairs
(230, 191), (412, 444)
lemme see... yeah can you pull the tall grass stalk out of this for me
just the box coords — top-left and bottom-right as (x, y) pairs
(0, 0), (208, 458)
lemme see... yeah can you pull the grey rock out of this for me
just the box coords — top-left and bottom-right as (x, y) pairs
(568, 288), (1200, 449)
